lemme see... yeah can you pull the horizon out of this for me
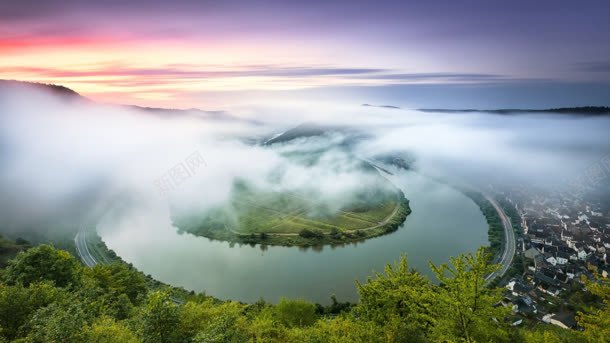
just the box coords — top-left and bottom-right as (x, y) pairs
(2, 0), (610, 109)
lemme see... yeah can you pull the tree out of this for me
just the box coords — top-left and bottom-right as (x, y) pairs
(178, 299), (246, 341)
(0, 282), (65, 340)
(287, 315), (385, 343)
(26, 299), (90, 343)
(429, 247), (510, 343)
(356, 255), (436, 342)
(4, 244), (81, 288)
(192, 311), (248, 343)
(85, 262), (148, 304)
(245, 306), (288, 342)
(577, 275), (610, 342)
(81, 316), (139, 343)
(275, 298), (317, 328)
(139, 291), (181, 343)
(520, 326), (583, 343)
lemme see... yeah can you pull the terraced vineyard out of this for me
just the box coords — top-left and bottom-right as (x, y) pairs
(173, 177), (411, 246)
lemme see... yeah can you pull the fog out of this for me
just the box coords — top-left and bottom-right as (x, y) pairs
(1, 84), (610, 239)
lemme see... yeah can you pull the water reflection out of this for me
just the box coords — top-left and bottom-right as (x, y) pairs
(99, 170), (488, 304)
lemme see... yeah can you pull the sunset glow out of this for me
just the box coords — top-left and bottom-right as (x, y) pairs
(1, 1), (609, 108)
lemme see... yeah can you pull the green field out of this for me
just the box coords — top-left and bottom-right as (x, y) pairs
(173, 176), (411, 246)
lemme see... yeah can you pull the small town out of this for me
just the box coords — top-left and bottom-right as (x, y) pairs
(496, 182), (610, 330)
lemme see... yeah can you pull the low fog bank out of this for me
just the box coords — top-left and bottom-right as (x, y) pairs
(1, 84), (610, 239)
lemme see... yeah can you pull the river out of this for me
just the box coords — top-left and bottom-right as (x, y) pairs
(99, 170), (488, 304)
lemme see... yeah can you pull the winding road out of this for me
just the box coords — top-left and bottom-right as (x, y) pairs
(75, 228), (185, 304)
(74, 229), (98, 267)
(484, 195), (516, 283)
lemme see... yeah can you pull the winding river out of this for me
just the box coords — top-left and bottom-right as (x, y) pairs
(99, 170), (488, 304)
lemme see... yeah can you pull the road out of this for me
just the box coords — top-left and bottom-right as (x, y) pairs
(74, 229), (98, 267)
(74, 229), (186, 304)
(484, 195), (516, 283)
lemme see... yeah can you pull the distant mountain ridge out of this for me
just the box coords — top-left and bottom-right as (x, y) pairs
(418, 106), (610, 115)
(361, 103), (401, 109)
(0, 79), (254, 123)
(0, 79), (84, 100)
(264, 123), (350, 145)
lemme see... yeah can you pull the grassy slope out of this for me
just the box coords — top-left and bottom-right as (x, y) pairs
(174, 180), (411, 247)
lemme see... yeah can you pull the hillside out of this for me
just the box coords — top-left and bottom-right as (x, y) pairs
(0, 242), (605, 342)
(418, 106), (610, 115)
(0, 80), (84, 100)
(0, 79), (247, 122)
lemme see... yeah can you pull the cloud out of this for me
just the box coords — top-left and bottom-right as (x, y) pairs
(2, 82), (610, 242)
(0, 65), (387, 79)
(574, 61), (610, 73)
(0, 84), (390, 235)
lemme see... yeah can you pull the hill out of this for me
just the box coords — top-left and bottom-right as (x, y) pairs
(0, 79), (250, 123)
(418, 106), (610, 115)
(0, 79), (84, 101)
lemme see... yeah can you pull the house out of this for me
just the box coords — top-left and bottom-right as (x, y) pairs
(549, 312), (576, 329)
(512, 296), (537, 314)
(506, 279), (532, 296)
(534, 271), (560, 288)
(524, 247), (541, 260)
(578, 249), (588, 260)
(534, 254), (546, 269)
(546, 255), (558, 266)
(556, 252), (569, 265)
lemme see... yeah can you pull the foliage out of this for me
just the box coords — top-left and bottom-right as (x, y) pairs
(577, 275), (610, 342)
(0, 243), (606, 342)
(138, 291), (181, 343)
(429, 248), (510, 342)
(81, 316), (140, 343)
(357, 255), (436, 341)
(275, 298), (317, 328)
(0, 281), (66, 340)
(26, 299), (90, 342)
(4, 244), (81, 288)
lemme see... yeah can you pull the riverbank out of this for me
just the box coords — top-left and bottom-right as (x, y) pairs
(177, 192), (411, 247)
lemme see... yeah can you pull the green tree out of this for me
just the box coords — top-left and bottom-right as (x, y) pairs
(178, 299), (246, 341)
(356, 255), (436, 342)
(520, 326), (583, 343)
(26, 299), (90, 343)
(192, 311), (248, 343)
(429, 247), (510, 343)
(85, 262), (148, 303)
(81, 262), (149, 319)
(0, 282), (65, 340)
(275, 298), (317, 328)
(577, 276), (610, 342)
(139, 291), (181, 343)
(4, 244), (81, 288)
(245, 306), (288, 342)
(81, 316), (140, 343)
(287, 315), (385, 343)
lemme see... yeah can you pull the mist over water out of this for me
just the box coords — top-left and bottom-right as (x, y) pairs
(1, 84), (610, 301)
(99, 170), (489, 303)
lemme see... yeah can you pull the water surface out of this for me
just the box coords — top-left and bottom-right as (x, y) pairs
(100, 170), (488, 304)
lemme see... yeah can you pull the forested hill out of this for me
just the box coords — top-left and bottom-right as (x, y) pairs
(0, 79), (245, 122)
(0, 80), (84, 100)
(418, 106), (610, 115)
(0, 242), (607, 342)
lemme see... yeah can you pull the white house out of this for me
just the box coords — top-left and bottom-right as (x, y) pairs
(578, 249), (588, 260)
(546, 256), (558, 266)
(556, 255), (568, 265)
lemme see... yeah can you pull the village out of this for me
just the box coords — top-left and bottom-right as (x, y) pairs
(495, 183), (610, 330)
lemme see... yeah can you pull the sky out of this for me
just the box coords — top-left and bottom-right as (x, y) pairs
(1, 0), (610, 109)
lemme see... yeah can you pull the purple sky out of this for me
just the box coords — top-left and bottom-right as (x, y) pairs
(1, 0), (609, 108)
